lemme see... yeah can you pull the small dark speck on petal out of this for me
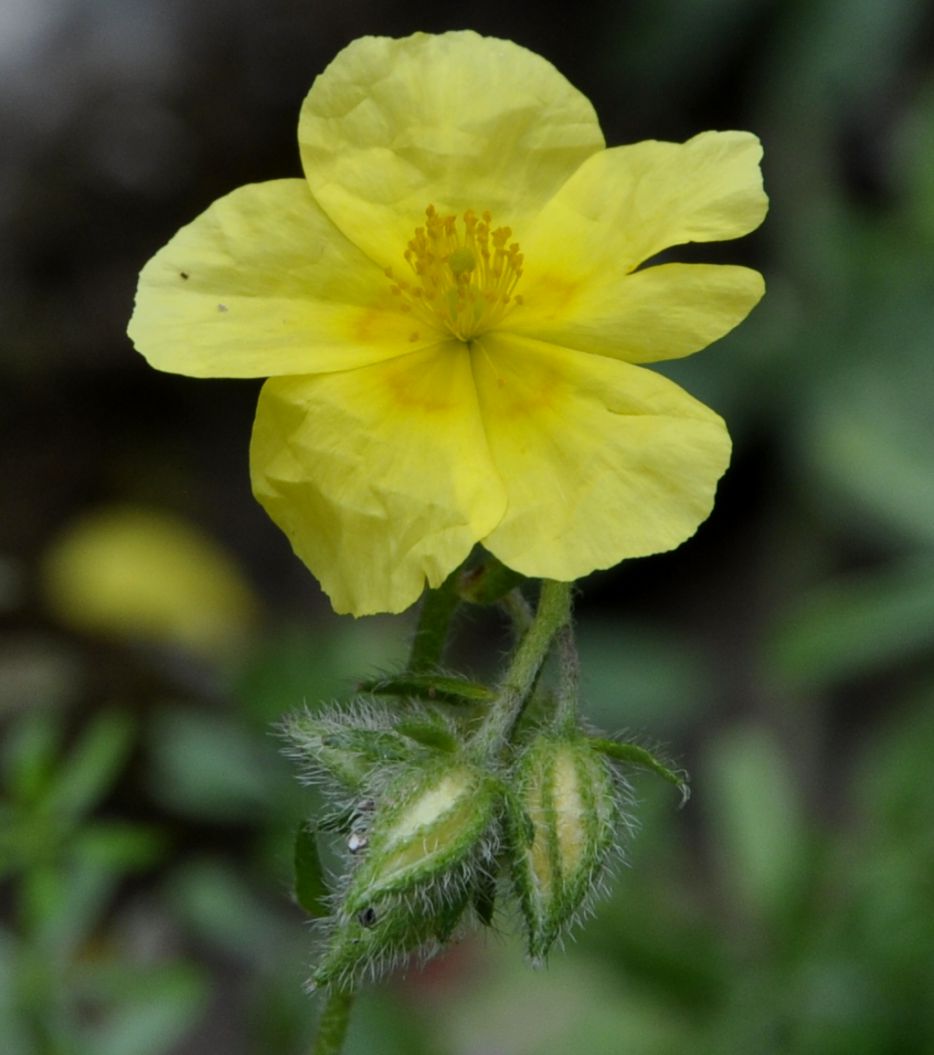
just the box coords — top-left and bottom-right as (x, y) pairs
(180, 271), (189, 279)
(218, 304), (228, 313)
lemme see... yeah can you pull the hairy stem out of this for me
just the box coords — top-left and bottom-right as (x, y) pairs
(499, 587), (534, 639)
(312, 988), (355, 1055)
(408, 571), (460, 672)
(475, 580), (573, 755)
(554, 623), (581, 732)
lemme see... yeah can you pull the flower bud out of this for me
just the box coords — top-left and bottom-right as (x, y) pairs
(310, 758), (500, 989)
(342, 759), (499, 917)
(309, 882), (472, 991)
(507, 735), (619, 962)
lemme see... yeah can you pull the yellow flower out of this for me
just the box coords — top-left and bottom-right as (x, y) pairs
(128, 31), (767, 616)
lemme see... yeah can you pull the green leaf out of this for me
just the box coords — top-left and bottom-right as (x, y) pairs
(294, 824), (330, 918)
(77, 963), (207, 1055)
(24, 856), (121, 957)
(2, 710), (61, 805)
(44, 710), (134, 823)
(146, 706), (287, 821)
(74, 823), (167, 873)
(166, 859), (293, 962)
(361, 673), (495, 705)
(767, 558), (934, 690)
(704, 725), (809, 925)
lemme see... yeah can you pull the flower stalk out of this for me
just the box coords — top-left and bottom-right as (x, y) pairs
(408, 570), (461, 672)
(554, 624), (581, 733)
(311, 988), (355, 1055)
(473, 579), (573, 757)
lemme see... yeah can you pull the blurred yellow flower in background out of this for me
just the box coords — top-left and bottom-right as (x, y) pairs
(129, 31), (767, 616)
(42, 506), (258, 655)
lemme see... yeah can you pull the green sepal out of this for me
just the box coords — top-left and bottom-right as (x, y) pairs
(503, 785), (535, 848)
(589, 737), (690, 804)
(394, 719), (459, 753)
(320, 728), (411, 763)
(310, 886), (467, 991)
(316, 807), (352, 835)
(472, 869), (498, 928)
(457, 552), (526, 605)
(361, 673), (495, 705)
(282, 711), (410, 793)
(294, 823), (330, 919)
(314, 729), (409, 791)
(311, 896), (432, 990)
(433, 886), (472, 942)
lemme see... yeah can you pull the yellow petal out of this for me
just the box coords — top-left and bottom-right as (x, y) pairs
(250, 347), (506, 615)
(471, 334), (731, 579)
(510, 262), (765, 363)
(298, 31), (604, 267)
(129, 179), (424, 379)
(522, 131), (767, 281)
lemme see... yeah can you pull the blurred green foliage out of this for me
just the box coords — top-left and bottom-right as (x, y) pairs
(0, 708), (203, 1055)
(2, 0), (934, 1052)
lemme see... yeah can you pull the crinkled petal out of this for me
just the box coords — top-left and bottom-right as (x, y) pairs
(471, 333), (731, 579)
(250, 346), (507, 615)
(298, 31), (604, 267)
(508, 262), (765, 363)
(521, 131), (767, 282)
(129, 179), (426, 379)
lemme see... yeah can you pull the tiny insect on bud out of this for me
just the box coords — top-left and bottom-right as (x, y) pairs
(357, 907), (378, 927)
(507, 735), (619, 962)
(347, 831), (368, 853)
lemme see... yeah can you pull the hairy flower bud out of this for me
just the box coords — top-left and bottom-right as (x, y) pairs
(508, 735), (619, 962)
(309, 758), (500, 989)
(309, 882), (473, 991)
(342, 760), (499, 916)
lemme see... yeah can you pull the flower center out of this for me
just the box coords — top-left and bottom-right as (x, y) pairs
(387, 206), (524, 342)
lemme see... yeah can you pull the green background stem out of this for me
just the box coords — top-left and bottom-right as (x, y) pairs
(312, 989), (355, 1055)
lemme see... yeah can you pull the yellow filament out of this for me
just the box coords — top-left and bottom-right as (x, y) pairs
(387, 205), (524, 341)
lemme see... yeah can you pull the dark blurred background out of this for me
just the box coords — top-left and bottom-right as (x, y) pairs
(3, 2), (934, 1053)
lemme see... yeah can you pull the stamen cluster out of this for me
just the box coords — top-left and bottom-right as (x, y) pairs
(387, 206), (524, 341)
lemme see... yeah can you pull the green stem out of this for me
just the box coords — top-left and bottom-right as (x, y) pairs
(554, 623), (581, 732)
(474, 580), (573, 756)
(499, 587), (533, 639)
(408, 572), (460, 672)
(312, 988), (356, 1055)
